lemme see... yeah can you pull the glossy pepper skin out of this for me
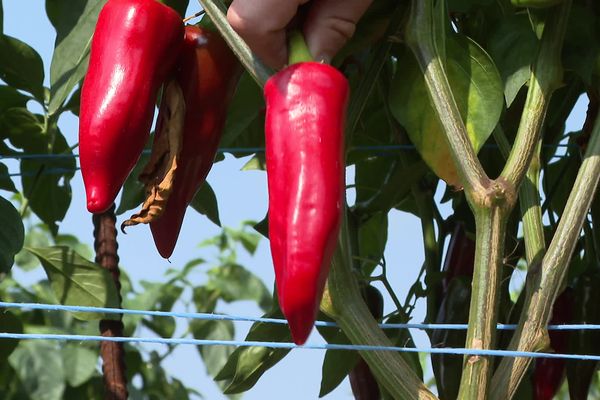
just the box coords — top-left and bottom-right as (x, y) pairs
(533, 288), (573, 400)
(150, 25), (242, 258)
(265, 62), (348, 345)
(79, 0), (183, 213)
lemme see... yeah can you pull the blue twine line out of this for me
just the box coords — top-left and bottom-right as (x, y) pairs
(0, 143), (578, 161)
(0, 332), (599, 360)
(1, 302), (597, 331)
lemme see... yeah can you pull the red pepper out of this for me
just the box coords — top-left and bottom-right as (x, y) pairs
(265, 62), (349, 344)
(149, 25), (242, 258)
(441, 223), (475, 293)
(79, 0), (183, 214)
(533, 288), (573, 400)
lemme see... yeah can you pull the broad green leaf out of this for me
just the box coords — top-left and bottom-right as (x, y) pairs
(562, 5), (600, 85)
(46, 0), (107, 115)
(54, 234), (93, 261)
(0, 195), (24, 273)
(27, 246), (120, 321)
(358, 212), (388, 275)
(206, 263), (272, 311)
(15, 224), (51, 271)
(543, 152), (580, 217)
(163, 0), (190, 16)
(61, 344), (99, 387)
(20, 127), (74, 235)
(0, 107), (45, 149)
(488, 14), (539, 106)
(220, 72), (264, 149)
(190, 182), (221, 227)
(9, 341), (65, 400)
(63, 377), (103, 400)
(0, 85), (29, 113)
(389, 35), (503, 187)
(0, 162), (16, 192)
(319, 332), (359, 397)
(190, 318), (236, 391)
(141, 282), (183, 338)
(0, 311), (23, 363)
(0, 35), (45, 101)
(215, 309), (291, 394)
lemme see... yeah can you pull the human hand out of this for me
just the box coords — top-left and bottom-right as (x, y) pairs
(227, 0), (373, 69)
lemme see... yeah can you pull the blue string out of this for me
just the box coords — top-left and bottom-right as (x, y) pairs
(1, 302), (598, 331)
(0, 143), (579, 161)
(0, 332), (599, 360)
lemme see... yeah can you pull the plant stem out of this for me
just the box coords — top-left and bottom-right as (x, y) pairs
(326, 209), (437, 400)
(457, 205), (508, 399)
(195, 0), (273, 87)
(499, 1), (571, 187)
(490, 111), (600, 400)
(93, 205), (127, 400)
(405, 0), (489, 196)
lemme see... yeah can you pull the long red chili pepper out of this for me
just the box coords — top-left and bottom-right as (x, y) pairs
(79, 0), (183, 214)
(149, 25), (242, 258)
(265, 60), (349, 345)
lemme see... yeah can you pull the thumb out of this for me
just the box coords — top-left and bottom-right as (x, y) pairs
(303, 0), (373, 63)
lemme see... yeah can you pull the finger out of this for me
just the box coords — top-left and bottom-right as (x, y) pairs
(303, 0), (373, 63)
(228, 0), (309, 69)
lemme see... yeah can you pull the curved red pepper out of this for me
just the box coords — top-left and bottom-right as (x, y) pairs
(533, 288), (573, 400)
(80, 0), (183, 213)
(149, 25), (242, 258)
(265, 62), (349, 344)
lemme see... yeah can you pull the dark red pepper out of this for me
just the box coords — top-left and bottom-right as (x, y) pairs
(265, 61), (349, 344)
(532, 288), (573, 400)
(148, 25), (242, 258)
(79, 0), (183, 214)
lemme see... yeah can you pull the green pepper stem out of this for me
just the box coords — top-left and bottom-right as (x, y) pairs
(288, 30), (314, 65)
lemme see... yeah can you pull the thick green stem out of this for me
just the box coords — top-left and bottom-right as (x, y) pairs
(405, 0), (489, 196)
(326, 209), (437, 400)
(490, 111), (600, 400)
(457, 204), (508, 399)
(499, 1), (571, 187)
(196, 0), (274, 86)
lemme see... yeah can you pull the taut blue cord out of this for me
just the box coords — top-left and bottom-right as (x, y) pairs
(1, 302), (598, 331)
(1, 332), (599, 360)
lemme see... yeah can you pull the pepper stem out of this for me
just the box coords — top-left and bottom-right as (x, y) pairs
(288, 30), (313, 65)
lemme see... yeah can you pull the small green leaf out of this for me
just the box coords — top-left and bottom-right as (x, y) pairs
(190, 182), (221, 227)
(319, 332), (359, 397)
(9, 341), (66, 400)
(0, 35), (45, 101)
(27, 246), (120, 321)
(0, 196), (24, 273)
(0, 162), (16, 192)
(0, 311), (23, 363)
(389, 35), (504, 187)
(0, 85), (29, 113)
(46, 0), (107, 115)
(15, 224), (51, 271)
(190, 318), (236, 385)
(62, 344), (99, 387)
(206, 263), (272, 311)
(358, 212), (388, 275)
(221, 72), (264, 148)
(215, 309), (291, 394)
(488, 14), (539, 106)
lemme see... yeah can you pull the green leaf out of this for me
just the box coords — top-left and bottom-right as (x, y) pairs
(487, 14), (539, 106)
(0, 195), (24, 273)
(0, 34), (45, 101)
(20, 128), (74, 235)
(61, 344), (99, 387)
(358, 212), (388, 275)
(141, 282), (183, 338)
(0, 107), (45, 149)
(562, 5), (600, 85)
(46, 0), (107, 115)
(0, 162), (16, 192)
(9, 341), (65, 400)
(163, 0), (190, 16)
(389, 35), (504, 187)
(27, 246), (120, 321)
(206, 263), (272, 311)
(220, 72), (265, 149)
(15, 224), (51, 271)
(215, 309), (291, 394)
(190, 318), (236, 384)
(0, 85), (29, 113)
(319, 332), (359, 397)
(543, 151), (580, 217)
(0, 311), (23, 363)
(190, 182), (221, 226)
(54, 234), (93, 261)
